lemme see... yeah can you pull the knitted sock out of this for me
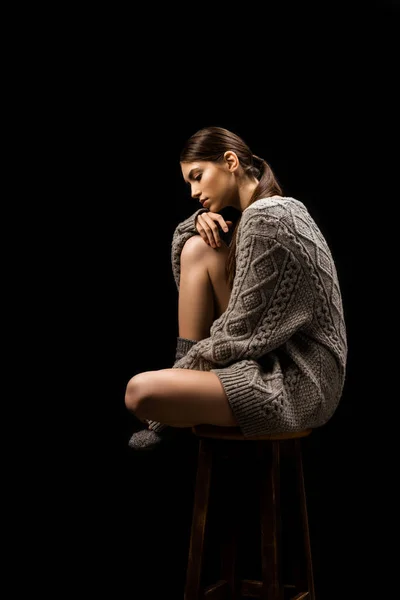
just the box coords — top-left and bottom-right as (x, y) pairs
(128, 336), (197, 451)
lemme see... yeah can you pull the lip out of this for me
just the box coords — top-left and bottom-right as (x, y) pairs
(201, 199), (209, 206)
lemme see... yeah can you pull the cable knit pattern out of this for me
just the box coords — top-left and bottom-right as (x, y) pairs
(150, 196), (347, 437)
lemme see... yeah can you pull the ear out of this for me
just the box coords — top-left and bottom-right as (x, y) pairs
(223, 151), (239, 173)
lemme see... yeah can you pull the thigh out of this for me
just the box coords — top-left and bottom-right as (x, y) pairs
(137, 368), (239, 427)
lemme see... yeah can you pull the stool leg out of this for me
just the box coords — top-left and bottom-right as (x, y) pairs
(259, 441), (283, 600)
(184, 438), (213, 600)
(219, 444), (241, 599)
(295, 439), (315, 600)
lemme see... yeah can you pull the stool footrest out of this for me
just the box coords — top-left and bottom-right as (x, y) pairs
(202, 577), (310, 599)
(241, 578), (262, 596)
(203, 579), (228, 598)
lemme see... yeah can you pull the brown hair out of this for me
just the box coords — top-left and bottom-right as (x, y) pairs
(180, 126), (283, 289)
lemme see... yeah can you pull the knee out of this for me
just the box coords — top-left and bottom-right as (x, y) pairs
(125, 372), (153, 415)
(181, 235), (212, 266)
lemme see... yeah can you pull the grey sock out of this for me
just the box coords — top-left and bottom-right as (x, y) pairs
(128, 427), (186, 451)
(128, 336), (197, 450)
(174, 336), (198, 361)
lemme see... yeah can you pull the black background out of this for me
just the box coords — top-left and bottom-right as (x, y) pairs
(29, 2), (398, 598)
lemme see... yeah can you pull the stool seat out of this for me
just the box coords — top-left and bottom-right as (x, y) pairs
(185, 424), (316, 600)
(192, 424), (312, 441)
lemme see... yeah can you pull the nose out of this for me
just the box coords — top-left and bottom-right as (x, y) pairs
(191, 185), (201, 199)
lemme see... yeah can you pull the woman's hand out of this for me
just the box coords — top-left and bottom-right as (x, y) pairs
(195, 211), (233, 248)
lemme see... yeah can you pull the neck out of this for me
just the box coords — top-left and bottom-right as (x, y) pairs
(237, 178), (259, 212)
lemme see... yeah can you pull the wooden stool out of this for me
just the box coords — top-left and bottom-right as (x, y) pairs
(184, 425), (315, 600)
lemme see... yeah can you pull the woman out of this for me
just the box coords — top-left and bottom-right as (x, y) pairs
(125, 126), (347, 450)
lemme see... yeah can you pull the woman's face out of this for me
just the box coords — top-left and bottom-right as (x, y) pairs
(180, 160), (237, 212)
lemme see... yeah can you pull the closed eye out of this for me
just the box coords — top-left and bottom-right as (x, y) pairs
(186, 168), (203, 184)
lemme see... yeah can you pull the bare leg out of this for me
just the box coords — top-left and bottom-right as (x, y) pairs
(125, 368), (238, 427)
(125, 236), (238, 428)
(178, 235), (231, 340)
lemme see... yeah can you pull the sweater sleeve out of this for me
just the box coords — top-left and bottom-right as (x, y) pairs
(172, 208), (315, 371)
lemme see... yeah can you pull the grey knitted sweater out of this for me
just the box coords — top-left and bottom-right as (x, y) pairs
(149, 196), (347, 437)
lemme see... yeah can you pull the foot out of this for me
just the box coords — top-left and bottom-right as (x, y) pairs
(128, 426), (191, 451)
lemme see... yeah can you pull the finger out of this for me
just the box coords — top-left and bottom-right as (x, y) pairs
(197, 213), (216, 246)
(195, 215), (211, 245)
(215, 215), (230, 233)
(202, 213), (222, 247)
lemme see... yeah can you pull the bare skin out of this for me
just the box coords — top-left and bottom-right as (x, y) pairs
(124, 234), (238, 428)
(125, 151), (259, 428)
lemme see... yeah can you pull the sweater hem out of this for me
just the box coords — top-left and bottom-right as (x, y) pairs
(212, 364), (279, 437)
